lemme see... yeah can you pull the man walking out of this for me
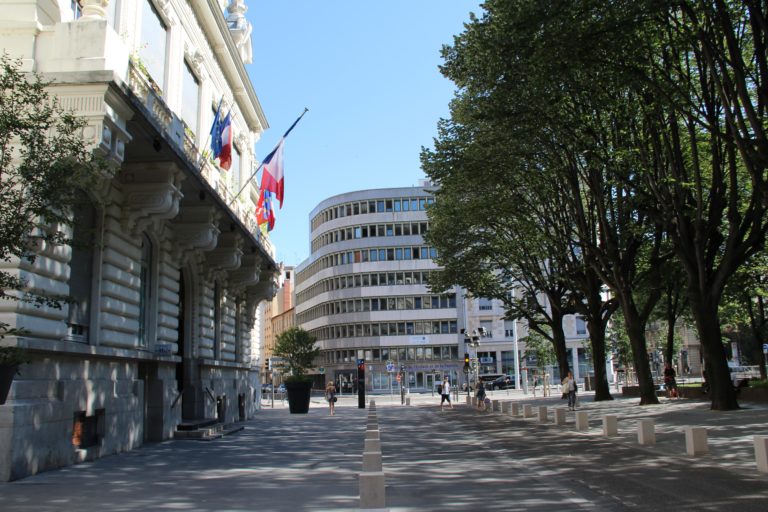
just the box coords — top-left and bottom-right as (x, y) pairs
(440, 376), (453, 410)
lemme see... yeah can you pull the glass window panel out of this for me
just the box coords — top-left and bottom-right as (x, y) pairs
(140, 0), (168, 91)
(181, 61), (200, 133)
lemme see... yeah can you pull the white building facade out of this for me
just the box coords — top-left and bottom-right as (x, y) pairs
(295, 186), (600, 394)
(0, 0), (278, 481)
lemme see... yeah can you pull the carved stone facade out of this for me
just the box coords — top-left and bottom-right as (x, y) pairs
(0, 0), (277, 481)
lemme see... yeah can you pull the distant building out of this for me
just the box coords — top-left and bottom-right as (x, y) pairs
(0, 0), (278, 481)
(294, 185), (599, 394)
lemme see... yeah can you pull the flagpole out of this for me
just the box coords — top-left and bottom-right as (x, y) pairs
(228, 107), (309, 207)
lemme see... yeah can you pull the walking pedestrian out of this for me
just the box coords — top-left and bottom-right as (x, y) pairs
(563, 371), (577, 410)
(476, 380), (487, 410)
(325, 381), (337, 416)
(663, 363), (678, 398)
(440, 376), (453, 410)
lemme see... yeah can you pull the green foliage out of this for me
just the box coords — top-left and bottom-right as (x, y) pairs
(0, 346), (28, 367)
(0, 53), (104, 333)
(523, 330), (556, 371)
(273, 327), (320, 380)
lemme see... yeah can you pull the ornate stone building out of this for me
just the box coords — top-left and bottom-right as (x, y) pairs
(0, 0), (277, 480)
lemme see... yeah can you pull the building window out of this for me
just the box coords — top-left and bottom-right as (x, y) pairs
(71, 0), (83, 19)
(479, 297), (493, 311)
(138, 234), (153, 347)
(230, 144), (242, 193)
(575, 316), (587, 335)
(181, 60), (200, 135)
(67, 195), (98, 342)
(214, 280), (222, 359)
(140, 0), (168, 92)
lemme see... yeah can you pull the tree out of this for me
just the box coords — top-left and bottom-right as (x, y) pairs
(0, 54), (105, 333)
(273, 327), (320, 380)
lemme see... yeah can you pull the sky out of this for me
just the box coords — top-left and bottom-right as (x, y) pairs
(244, 1), (482, 266)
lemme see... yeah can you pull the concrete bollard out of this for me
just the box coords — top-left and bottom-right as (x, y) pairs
(359, 471), (386, 509)
(554, 408), (566, 425)
(754, 436), (768, 473)
(602, 415), (618, 437)
(501, 401), (511, 414)
(523, 404), (534, 418)
(685, 427), (708, 456)
(492, 400), (500, 412)
(364, 438), (381, 453)
(363, 450), (383, 472)
(638, 419), (655, 445)
(538, 406), (549, 423)
(369, 400), (376, 408)
(365, 429), (380, 440)
(575, 411), (589, 431)
(511, 402), (521, 417)
(471, 397), (477, 407)
(405, 397), (411, 406)
(466, 396), (471, 405)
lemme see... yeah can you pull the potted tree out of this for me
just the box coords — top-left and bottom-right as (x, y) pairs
(0, 346), (28, 405)
(273, 327), (320, 414)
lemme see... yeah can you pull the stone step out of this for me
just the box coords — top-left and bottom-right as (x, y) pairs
(174, 421), (244, 441)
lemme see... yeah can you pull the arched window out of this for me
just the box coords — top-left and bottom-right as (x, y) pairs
(138, 234), (153, 347)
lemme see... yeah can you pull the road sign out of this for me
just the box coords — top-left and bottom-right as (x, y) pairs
(386, 361), (395, 372)
(318, 367), (325, 374)
(479, 356), (494, 364)
(763, 343), (768, 352)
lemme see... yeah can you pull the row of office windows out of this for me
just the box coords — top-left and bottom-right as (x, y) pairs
(323, 345), (460, 364)
(296, 270), (435, 304)
(311, 196), (435, 231)
(297, 294), (457, 324)
(311, 221), (430, 252)
(296, 245), (439, 286)
(309, 319), (459, 341)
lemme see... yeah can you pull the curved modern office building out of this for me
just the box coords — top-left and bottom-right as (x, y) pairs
(294, 186), (463, 393)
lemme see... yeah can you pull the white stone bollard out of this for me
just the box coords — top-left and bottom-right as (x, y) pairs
(369, 400), (376, 408)
(405, 397), (411, 406)
(365, 429), (380, 440)
(364, 438), (381, 453)
(602, 415), (618, 437)
(638, 419), (655, 445)
(501, 401), (511, 414)
(523, 404), (534, 418)
(492, 400), (500, 412)
(538, 406), (549, 423)
(359, 471), (386, 509)
(575, 411), (589, 431)
(554, 408), (566, 425)
(471, 397), (477, 407)
(511, 402), (521, 417)
(754, 436), (768, 473)
(363, 450), (383, 472)
(685, 427), (708, 456)
(466, 396), (471, 405)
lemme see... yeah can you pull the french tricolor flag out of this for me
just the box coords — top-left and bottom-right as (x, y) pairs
(259, 138), (284, 207)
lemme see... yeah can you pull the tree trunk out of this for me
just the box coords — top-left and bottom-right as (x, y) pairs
(550, 309), (570, 381)
(587, 315), (613, 401)
(622, 306), (659, 405)
(690, 298), (739, 410)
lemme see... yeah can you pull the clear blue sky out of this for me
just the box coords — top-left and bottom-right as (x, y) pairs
(244, 1), (481, 266)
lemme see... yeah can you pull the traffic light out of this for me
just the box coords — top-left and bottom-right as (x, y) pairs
(464, 353), (470, 365)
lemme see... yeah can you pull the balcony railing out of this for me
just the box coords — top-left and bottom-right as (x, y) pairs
(126, 60), (270, 252)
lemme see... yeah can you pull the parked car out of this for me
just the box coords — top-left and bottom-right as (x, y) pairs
(487, 375), (515, 390)
(277, 384), (287, 394)
(262, 383), (273, 393)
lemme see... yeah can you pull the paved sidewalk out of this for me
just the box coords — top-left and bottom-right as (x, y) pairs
(1, 392), (766, 511)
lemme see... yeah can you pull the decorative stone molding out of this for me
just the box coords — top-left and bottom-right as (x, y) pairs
(228, 253), (262, 293)
(120, 162), (185, 235)
(170, 206), (222, 261)
(79, 0), (108, 20)
(205, 232), (244, 274)
(185, 48), (205, 78)
(153, 0), (176, 26)
(226, 0), (253, 64)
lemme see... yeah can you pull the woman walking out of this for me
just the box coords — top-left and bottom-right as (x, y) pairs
(325, 381), (337, 415)
(563, 371), (577, 410)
